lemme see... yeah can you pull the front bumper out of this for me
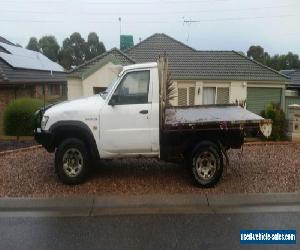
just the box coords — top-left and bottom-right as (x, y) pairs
(34, 128), (55, 152)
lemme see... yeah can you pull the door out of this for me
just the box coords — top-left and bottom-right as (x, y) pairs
(100, 70), (153, 155)
(247, 87), (282, 114)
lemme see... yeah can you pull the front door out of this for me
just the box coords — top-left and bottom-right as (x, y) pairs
(100, 70), (153, 155)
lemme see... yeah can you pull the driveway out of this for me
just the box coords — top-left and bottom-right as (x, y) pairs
(0, 144), (299, 197)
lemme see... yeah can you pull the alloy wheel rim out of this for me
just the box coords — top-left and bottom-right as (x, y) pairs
(62, 148), (83, 177)
(195, 151), (217, 180)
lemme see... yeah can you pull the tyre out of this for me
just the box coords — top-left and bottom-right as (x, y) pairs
(55, 138), (90, 185)
(190, 143), (223, 187)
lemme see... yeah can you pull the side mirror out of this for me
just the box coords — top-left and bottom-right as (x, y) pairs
(109, 95), (118, 106)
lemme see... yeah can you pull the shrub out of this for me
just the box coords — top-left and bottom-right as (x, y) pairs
(260, 103), (286, 141)
(3, 98), (44, 137)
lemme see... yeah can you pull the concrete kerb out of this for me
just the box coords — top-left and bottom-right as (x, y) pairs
(0, 197), (93, 217)
(0, 193), (299, 216)
(206, 193), (300, 214)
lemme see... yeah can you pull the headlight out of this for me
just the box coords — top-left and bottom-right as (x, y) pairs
(41, 116), (49, 130)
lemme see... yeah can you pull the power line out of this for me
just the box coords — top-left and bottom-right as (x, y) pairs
(0, 0), (227, 4)
(1, 13), (300, 24)
(2, 3), (300, 16)
(2, 0), (298, 5)
(183, 13), (300, 23)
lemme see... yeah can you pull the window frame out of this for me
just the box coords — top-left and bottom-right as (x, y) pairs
(203, 86), (230, 105)
(177, 83), (196, 106)
(109, 69), (151, 106)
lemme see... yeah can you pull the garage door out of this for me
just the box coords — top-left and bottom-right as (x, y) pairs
(247, 87), (281, 114)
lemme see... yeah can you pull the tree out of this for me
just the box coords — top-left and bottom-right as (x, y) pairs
(86, 32), (106, 60)
(26, 37), (40, 52)
(58, 32), (88, 69)
(285, 52), (300, 69)
(58, 39), (73, 70)
(246, 45), (300, 71)
(39, 35), (60, 62)
(247, 45), (269, 64)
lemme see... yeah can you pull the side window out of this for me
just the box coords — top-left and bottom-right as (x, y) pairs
(112, 70), (150, 105)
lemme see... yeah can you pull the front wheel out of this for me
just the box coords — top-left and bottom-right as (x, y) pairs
(191, 144), (223, 187)
(55, 138), (90, 185)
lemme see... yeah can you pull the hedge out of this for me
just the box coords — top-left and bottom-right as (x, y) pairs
(3, 98), (44, 136)
(261, 103), (286, 141)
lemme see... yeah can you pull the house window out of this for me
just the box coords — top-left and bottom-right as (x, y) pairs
(216, 87), (229, 104)
(203, 87), (216, 105)
(178, 86), (195, 106)
(93, 87), (107, 94)
(48, 84), (61, 96)
(203, 87), (229, 105)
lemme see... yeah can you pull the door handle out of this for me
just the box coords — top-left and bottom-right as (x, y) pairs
(139, 110), (148, 114)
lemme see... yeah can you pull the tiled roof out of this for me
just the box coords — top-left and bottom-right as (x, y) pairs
(0, 36), (15, 46)
(280, 69), (300, 87)
(126, 33), (289, 82)
(69, 47), (135, 77)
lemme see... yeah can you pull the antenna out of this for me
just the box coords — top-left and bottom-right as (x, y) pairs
(182, 17), (193, 44)
(118, 17), (122, 49)
(118, 17), (122, 36)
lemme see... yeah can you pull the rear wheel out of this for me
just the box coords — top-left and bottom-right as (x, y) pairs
(191, 144), (223, 187)
(55, 138), (90, 185)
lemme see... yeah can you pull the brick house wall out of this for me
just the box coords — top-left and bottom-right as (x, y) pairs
(0, 83), (67, 114)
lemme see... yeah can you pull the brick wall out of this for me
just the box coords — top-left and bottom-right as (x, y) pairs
(0, 83), (67, 114)
(0, 85), (35, 114)
(0, 88), (16, 113)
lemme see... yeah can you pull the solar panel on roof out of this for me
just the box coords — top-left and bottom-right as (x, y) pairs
(0, 42), (64, 72)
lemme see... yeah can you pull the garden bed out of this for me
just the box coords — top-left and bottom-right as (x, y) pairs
(0, 138), (37, 152)
(0, 144), (299, 197)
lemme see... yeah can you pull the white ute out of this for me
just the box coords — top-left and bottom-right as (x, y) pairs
(35, 57), (271, 186)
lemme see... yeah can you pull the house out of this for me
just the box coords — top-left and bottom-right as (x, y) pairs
(67, 33), (289, 115)
(0, 37), (67, 113)
(280, 69), (300, 115)
(67, 48), (135, 100)
(280, 69), (300, 91)
(126, 33), (289, 114)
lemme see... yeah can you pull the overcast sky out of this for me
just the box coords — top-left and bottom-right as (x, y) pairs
(1, 0), (300, 55)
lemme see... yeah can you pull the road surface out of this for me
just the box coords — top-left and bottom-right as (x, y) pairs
(0, 212), (299, 249)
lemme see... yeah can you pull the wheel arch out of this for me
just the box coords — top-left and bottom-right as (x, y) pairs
(185, 139), (222, 160)
(49, 120), (100, 161)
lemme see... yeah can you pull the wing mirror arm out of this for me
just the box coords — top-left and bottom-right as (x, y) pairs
(109, 95), (118, 106)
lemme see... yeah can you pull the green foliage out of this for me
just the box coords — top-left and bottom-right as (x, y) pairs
(247, 45), (269, 64)
(86, 32), (106, 60)
(26, 37), (40, 52)
(260, 103), (286, 141)
(59, 32), (106, 69)
(25, 32), (106, 70)
(247, 45), (300, 71)
(3, 98), (44, 137)
(0, 112), (3, 135)
(58, 32), (87, 69)
(39, 36), (60, 62)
